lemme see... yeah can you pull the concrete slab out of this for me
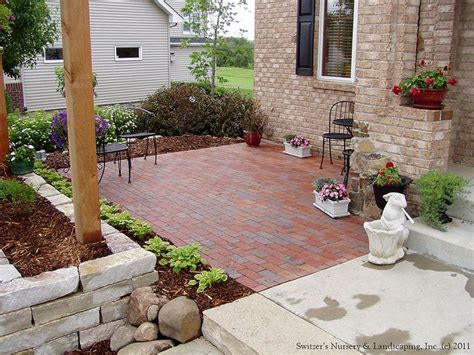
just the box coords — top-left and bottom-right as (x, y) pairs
(161, 337), (222, 355)
(263, 254), (473, 354)
(407, 217), (474, 271)
(203, 294), (358, 354)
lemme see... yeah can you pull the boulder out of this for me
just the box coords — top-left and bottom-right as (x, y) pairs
(146, 305), (159, 322)
(117, 340), (174, 355)
(110, 324), (137, 352)
(128, 287), (169, 326)
(134, 322), (159, 342)
(158, 296), (201, 343)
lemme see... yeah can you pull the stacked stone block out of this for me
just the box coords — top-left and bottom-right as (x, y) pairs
(0, 174), (158, 354)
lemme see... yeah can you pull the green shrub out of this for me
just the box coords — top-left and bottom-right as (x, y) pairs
(416, 171), (466, 231)
(8, 111), (55, 152)
(127, 220), (153, 239)
(0, 179), (36, 211)
(160, 243), (206, 273)
(5, 92), (13, 114)
(95, 105), (138, 143)
(188, 267), (228, 293)
(144, 236), (175, 258)
(142, 83), (263, 138)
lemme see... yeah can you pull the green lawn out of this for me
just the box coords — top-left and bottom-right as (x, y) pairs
(217, 67), (254, 97)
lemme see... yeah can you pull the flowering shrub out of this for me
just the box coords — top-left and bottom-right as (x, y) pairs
(288, 135), (310, 148)
(5, 145), (35, 164)
(8, 111), (55, 152)
(392, 60), (456, 96)
(95, 105), (138, 143)
(319, 183), (348, 202)
(51, 111), (109, 151)
(372, 161), (403, 187)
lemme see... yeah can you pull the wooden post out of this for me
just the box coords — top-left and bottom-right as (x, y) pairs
(60, 0), (102, 244)
(0, 48), (9, 163)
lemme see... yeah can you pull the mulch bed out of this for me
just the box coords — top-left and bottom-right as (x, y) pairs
(65, 341), (115, 355)
(46, 135), (244, 169)
(0, 183), (110, 277)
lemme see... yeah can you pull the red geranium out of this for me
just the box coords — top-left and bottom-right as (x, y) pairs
(410, 86), (422, 96)
(386, 161), (395, 168)
(448, 78), (457, 86)
(424, 76), (434, 85)
(392, 85), (402, 95)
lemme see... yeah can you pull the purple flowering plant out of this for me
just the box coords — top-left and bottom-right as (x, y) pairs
(51, 111), (110, 151)
(318, 183), (348, 202)
(289, 135), (310, 148)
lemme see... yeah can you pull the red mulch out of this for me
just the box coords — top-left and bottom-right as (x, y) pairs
(0, 182), (110, 277)
(65, 341), (115, 355)
(46, 135), (244, 169)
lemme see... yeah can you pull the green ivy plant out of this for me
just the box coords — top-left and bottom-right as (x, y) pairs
(415, 171), (466, 231)
(188, 267), (228, 293)
(160, 243), (206, 273)
(144, 236), (175, 258)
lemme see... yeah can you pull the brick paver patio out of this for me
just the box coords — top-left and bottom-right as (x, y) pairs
(100, 143), (368, 291)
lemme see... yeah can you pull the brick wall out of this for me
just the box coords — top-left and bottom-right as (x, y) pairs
(6, 82), (25, 111)
(254, 0), (355, 150)
(451, 0), (474, 166)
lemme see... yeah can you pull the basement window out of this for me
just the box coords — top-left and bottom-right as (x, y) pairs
(115, 46), (142, 61)
(44, 47), (63, 63)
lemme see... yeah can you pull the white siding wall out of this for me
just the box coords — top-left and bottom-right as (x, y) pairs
(22, 0), (170, 111)
(168, 0), (186, 37)
(170, 46), (202, 82)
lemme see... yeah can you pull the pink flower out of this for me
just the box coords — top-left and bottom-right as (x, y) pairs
(424, 76), (434, 85)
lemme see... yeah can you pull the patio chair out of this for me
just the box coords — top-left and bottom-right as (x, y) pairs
(320, 101), (354, 170)
(96, 134), (132, 184)
(111, 106), (158, 165)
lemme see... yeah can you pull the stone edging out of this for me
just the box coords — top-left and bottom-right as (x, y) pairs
(0, 173), (158, 354)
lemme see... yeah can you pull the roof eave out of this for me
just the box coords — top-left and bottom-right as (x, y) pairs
(154, 0), (183, 23)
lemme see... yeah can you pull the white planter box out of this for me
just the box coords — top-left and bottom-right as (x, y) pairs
(283, 142), (311, 158)
(313, 191), (350, 218)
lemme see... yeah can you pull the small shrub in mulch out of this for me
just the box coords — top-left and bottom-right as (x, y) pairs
(0, 178), (110, 277)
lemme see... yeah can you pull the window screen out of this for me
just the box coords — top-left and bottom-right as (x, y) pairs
(115, 47), (141, 60)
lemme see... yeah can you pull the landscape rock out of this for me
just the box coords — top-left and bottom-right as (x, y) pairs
(158, 296), (201, 343)
(117, 340), (174, 355)
(134, 322), (159, 342)
(79, 319), (126, 348)
(0, 264), (21, 282)
(35, 333), (79, 355)
(146, 304), (159, 321)
(79, 248), (156, 291)
(132, 271), (159, 289)
(0, 308), (32, 336)
(101, 296), (130, 323)
(110, 324), (137, 352)
(0, 266), (79, 314)
(128, 287), (169, 326)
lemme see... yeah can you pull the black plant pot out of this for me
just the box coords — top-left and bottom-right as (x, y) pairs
(373, 176), (413, 211)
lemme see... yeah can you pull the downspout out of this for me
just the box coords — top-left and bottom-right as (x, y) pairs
(414, 0), (423, 71)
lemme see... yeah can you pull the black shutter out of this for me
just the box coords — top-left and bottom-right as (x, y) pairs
(296, 0), (315, 76)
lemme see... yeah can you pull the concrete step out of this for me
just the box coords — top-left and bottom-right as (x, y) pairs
(161, 337), (222, 355)
(447, 164), (474, 223)
(407, 217), (474, 271)
(202, 294), (357, 355)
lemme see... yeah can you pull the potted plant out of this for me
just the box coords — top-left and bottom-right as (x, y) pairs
(392, 60), (457, 110)
(416, 171), (466, 231)
(242, 104), (268, 147)
(5, 145), (36, 175)
(371, 162), (412, 211)
(313, 177), (350, 218)
(283, 134), (311, 158)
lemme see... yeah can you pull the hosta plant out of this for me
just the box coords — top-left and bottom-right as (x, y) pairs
(189, 267), (228, 293)
(160, 243), (207, 273)
(144, 236), (175, 258)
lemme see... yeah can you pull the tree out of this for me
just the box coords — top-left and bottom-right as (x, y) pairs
(217, 36), (254, 68)
(181, 0), (247, 92)
(1, 0), (57, 79)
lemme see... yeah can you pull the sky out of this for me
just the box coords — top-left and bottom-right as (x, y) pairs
(227, 0), (255, 40)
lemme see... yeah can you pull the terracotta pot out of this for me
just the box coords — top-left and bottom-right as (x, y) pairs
(411, 88), (447, 110)
(373, 176), (412, 211)
(244, 131), (262, 146)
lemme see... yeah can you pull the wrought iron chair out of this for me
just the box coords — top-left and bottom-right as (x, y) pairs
(320, 101), (354, 170)
(111, 106), (158, 165)
(96, 133), (131, 184)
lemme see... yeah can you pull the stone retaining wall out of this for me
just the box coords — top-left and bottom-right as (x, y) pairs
(0, 174), (157, 354)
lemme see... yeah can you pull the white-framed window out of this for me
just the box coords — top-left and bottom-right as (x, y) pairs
(43, 47), (63, 63)
(183, 12), (200, 35)
(317, 0), (358, 82)
(114, 46), (142, 61)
